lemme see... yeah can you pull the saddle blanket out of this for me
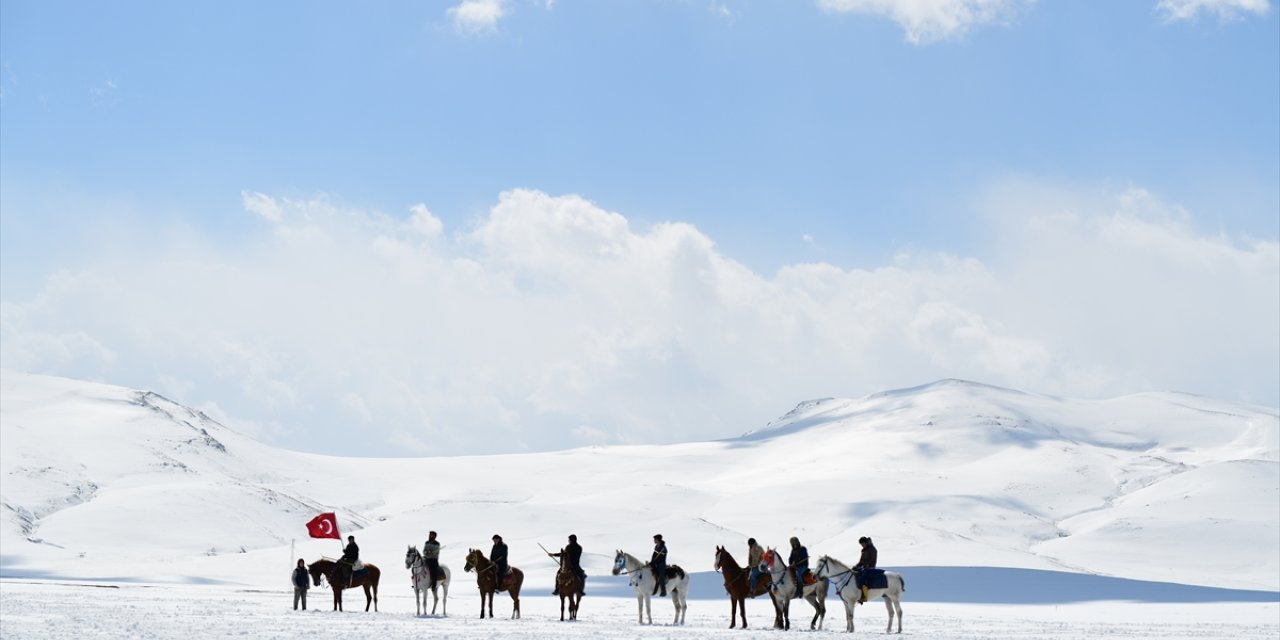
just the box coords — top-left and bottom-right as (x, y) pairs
(856, 568), (887, 590)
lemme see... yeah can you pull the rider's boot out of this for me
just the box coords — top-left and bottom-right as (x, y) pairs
(859, 585), (868, 604)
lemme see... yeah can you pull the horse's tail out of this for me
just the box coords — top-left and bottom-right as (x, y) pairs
(669, 565), (686, 580)
(900, 573), (906, 592)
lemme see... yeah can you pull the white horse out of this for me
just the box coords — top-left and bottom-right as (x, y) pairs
(814, 555), (905, 633)
(759, 547), (828, 630)
(405, 545), (451, 617)
(610, 550), (690, 625)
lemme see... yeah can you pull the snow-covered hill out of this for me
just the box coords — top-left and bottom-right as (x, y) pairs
(1, 372), (1276, 593)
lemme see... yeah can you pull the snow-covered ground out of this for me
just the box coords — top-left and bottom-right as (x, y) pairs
(1, 581), (1277, 639)
(1, 371), (1277, 638)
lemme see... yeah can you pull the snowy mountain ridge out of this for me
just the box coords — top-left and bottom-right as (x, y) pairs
(1, 370), (1276, 592)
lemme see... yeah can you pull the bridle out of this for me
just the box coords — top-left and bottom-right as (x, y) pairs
(816, 556), (856, 592)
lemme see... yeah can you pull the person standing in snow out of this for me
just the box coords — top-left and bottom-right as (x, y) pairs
(292, 559), (310, 610)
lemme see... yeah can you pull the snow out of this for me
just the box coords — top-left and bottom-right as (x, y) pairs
(2, 370), (1277, 638)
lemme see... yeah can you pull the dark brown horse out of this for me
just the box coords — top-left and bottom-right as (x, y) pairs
(463, 548), (523, 619)
(554, 549), (583, 621)
(714, 546), (777, 629)
(308, 558), (380, 612)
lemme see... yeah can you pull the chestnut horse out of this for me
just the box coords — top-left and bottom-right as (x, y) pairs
(463, 548), (523, 619)
(308, 558), (380, 612)
(554, 549), (584, 621)
(714, 546), (777, 629)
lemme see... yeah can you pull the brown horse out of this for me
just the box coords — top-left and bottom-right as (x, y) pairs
(714, 546), (777, 629)
(308, 558), (380, 612)
(554, 549), (583, 621)
(463, 548), (523, 619)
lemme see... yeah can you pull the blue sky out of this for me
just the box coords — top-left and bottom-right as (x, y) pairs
(2, 0), (1277, 457)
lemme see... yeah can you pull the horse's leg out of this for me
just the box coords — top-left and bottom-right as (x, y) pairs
(442, 582), (449, 617)
(728, 595), (737, 628)
(635, 594), (644, 624)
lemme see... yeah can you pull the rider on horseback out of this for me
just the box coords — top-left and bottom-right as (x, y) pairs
(422, 531), (442, 589)
(491, 534), (509, 590)
(788, 536), (809, 598)
(854, 536), (877, 603)
(550, 534), (586, 596)
(651, 534), (668, 597)
(339, 535), (360, 588)
(747, 537), (765, 593)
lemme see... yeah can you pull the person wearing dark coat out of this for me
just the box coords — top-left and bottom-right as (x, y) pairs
(422, 531), (442, 588)
(550, 534), (586, 596)
(650, 534), (668, 597)
(854, 536), (878, 603)
(787, 537), (809, 598)
(490, 534), (509, 590)
(339, 535), (360, 588)
(292, 559), (310, 610)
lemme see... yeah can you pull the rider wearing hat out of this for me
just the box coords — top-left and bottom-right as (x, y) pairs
(747, 537), (765, 593)
(422, 531), (442, 589)
(490, 534), (509, 590)
(651, 534), (668, 597)
(788, 536), (809, 597)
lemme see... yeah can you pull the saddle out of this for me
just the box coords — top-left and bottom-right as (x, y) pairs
(855, 568), (888, 590)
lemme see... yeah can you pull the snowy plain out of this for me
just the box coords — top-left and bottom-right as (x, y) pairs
(1, 371), (1277, 638)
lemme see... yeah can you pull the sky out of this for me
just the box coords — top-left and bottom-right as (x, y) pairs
(1, 0), (1277, 457)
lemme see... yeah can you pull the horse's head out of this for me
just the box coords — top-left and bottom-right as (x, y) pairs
(611, 550), (625, 576)
(463, 549), (477, 573)
(761, 548), (777, 571)
(307, 561), (324, 587)
(405, 545), (418, 569)
(815, 555), (829, 577)
(714, 545), (726, 572)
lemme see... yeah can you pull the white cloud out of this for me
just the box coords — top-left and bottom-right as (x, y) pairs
(2, 184), (1275, 457)
(816, 0), (1031, 44)
(448, 0), (506, 33)
(1155, 0), (1271, 22)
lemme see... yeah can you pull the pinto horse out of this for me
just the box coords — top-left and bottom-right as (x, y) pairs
(405, 546), (451, 616)
(714, 546), (777, 629)
(611, 550), (690, 625)
(308, 558), (380, 612)
(553, 548), (583, 621)
(760, 548), (827, 630)
(814, 555), (905, 633)
(463, 548), (523, 619)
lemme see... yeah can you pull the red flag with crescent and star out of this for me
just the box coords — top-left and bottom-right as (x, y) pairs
(306, 512), (340, 540)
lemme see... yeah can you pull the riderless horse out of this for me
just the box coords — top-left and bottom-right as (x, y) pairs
(553, 547), (584, 621)
(404, 545), (451, 616)
(611, 549), (690, 625)
(307, 557), (380, 612)
(760, 547), (827, 630)
(463, 548), (523, 619)
(814, 554), (906, 633)
(713, 546), (777, 629)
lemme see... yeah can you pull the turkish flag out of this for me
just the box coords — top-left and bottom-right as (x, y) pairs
(306, 512), (340, 540)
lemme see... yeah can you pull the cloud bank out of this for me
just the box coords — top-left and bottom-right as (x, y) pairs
(2, 184), (1276, 457)
(1156, 0), (1272, 22)
(816, 0), (1032, 43)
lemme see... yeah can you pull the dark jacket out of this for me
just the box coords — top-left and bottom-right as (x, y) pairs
(491, 542), (509, 569)
(855, 542), (877, 569)
(651, 542), (668, 569)
(342, 541), (359, 563)
(788, 545), (809, 571)
(559, 541), (583, 569)
(292, 567), (310, 589)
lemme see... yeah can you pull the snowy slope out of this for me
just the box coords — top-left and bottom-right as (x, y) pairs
(1, 372), (1275, 592)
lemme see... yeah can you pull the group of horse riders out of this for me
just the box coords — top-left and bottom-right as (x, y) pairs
(340, 530), (878, 601)
(747, 535), (879, 601)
